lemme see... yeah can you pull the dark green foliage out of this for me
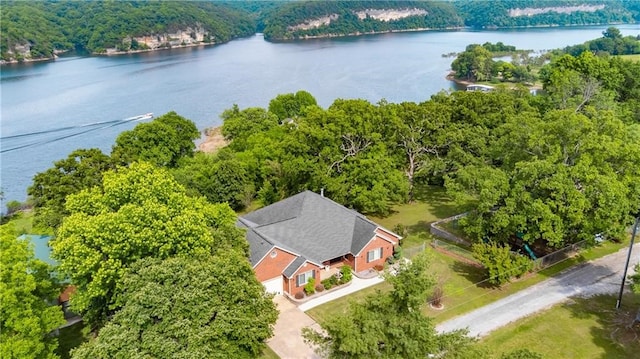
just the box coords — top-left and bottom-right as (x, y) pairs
(303, 252), (482, 358)
(111, 111), (199, 168)
(1, 1), (256, 61)
(322, 275), (339, 290)
(263, 1), (463, 40)
(472, 242), (533, 286)
(268, 90), (318, 121)
(340, 264), (353, 284)
(172, 152), (253, 211)
(456, 0), (635, 29)
(70, 255), (278, 359)
(28, 148), (113, 229)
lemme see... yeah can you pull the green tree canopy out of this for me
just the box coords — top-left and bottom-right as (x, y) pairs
(70, 255), (277, 359)
(28, 148), (113, 229)
(303, 252), (480, 358)
(1, 224), (65, 359)
(111, 111), (199, 168)
(52, 162), (245, 328)
(268, 90), (318, 121)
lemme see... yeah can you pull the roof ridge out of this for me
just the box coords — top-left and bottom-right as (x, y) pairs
(308, 190), (379, 227)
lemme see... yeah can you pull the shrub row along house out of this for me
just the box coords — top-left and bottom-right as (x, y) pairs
(239, 190), (401, 296)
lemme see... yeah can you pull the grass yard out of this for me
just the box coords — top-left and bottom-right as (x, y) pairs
(307, 184), (629, 325)
(619, 54), (640, 62)
(260, 346), (280, 359)
(481, 294), (640, 358)
(2, 210), (35, 233)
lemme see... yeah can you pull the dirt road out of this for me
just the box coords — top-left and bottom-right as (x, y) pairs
(437, 243), (639, 337)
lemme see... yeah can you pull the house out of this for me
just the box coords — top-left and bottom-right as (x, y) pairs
(238, 190), (401, 296)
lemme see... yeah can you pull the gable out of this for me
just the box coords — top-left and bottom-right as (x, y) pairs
(241, 190), (396, 265)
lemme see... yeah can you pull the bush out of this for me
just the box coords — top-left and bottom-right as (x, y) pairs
(431, 284), (444, 308)
(339, 265), (352, 284)
(472, 242), (533, 286)
(393, 246), (403, 260)
(374, 264), (384, 271)
(322, 275), (339, 290)
(315, 284), (325, 292)
(294, 291), (305, 300)
(386, 256), (395, 265)
(304, 278), (316, 295)
(393, 223), (408, 237)
(501, 348), (544, 359)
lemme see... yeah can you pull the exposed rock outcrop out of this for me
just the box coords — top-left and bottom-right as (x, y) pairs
(354, 8), (428, 21)
(508, 4), (606, 17)
(288, 14), (339, 31)
(105, 26), (210, 55)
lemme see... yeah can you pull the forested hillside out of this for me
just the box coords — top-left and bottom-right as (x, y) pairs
(3, 1), (639, 61)
(262, 1), (463, 40)
(456, 0), (637, 29)
(262, 0), (639, 40)
(1, 1), (255, 62)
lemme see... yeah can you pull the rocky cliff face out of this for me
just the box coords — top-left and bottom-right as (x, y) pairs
(508, 4), (606, 17)
(105, 26), (210, 54)
(287, 8), (428, 31)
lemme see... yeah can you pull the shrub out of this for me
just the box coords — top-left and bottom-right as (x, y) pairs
(315, 284), (325, 292)
(472, 242), (533, 286)
(393, 246), (403, 260)
(374, 264), (384, 271)
(321, 278), (332, 290)
(304, 278), (316, 295)
(386, 256), (395, 265)
(294, 291), (304, 300)
(393, 223), (408, 237)
(339, 265), (352, 284)
(501, 348), (544, 359)
(430, 284), (444, 308)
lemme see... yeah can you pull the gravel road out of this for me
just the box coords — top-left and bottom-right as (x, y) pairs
(436, 243), (639, 337)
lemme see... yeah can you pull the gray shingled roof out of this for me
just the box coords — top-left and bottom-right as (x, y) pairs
(283, 256), (307, 278)
(241, 191), (386, 266)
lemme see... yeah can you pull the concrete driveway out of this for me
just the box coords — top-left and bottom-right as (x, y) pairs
(267, 295), (321, 359)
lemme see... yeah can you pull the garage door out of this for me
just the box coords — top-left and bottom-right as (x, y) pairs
(262, 277), (283, 295)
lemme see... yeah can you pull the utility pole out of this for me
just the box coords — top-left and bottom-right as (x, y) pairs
(616, 214), (639, 309)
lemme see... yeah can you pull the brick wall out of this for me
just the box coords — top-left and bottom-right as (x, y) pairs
(355, 235), (395, 272)
(253, 248), (297, 282)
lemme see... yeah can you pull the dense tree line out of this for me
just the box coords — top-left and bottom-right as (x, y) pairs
(456, 0), (636, 29)
(17, 32), (640, 357)
(1, 1), (256, 61)
(262, 0), (463, 40)
(557, 26), (640, 56)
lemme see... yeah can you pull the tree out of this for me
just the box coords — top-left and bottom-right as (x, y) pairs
(28, 148), (113, 229)
(303, 252), (480, 358)
(472, 242), (532, 286)
(111, 111), (199, 168)
(221, 105), (280, 151)
(51, 162), (246, 328)
(451, 44), (494, 82)
(172, 152), (253, 210)
(71, 255), (277, 359)
(391, 101), (452, 201)
(449, 108), (640, 248)
(1, 224), (65, 359)
(268, 90), (317, 121)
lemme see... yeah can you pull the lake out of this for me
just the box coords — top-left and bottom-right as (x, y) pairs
(1, 25), (639, 204)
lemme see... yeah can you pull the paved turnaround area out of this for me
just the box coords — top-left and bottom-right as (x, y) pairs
(437, 243), (640, 337)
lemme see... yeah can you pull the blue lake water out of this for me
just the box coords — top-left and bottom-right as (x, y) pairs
(1, 25), (639, 204)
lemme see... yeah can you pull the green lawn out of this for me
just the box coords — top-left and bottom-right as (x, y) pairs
(307, 184), (629, 325)
(619, 54), (640, 62)
(481, 294), (640, 359)
(3, 210), (34, 234)
(260, 346), (280, 359)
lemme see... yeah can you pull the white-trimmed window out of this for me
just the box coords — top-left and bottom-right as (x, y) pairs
(296, 270), (315, 287)
(367, 247), (383, 263)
